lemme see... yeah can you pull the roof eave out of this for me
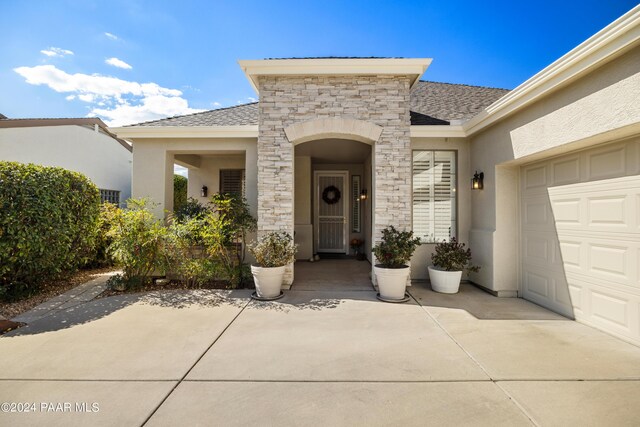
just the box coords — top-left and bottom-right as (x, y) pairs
(238, 58), (433, 93)
(110, 125), (260, 140)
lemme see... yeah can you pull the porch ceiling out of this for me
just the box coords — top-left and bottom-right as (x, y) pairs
(294, 138), (371, 163)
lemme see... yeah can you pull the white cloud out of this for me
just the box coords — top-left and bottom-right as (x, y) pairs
(90, 95), (201, 126)
(105, 57), (132, 70)
(40, 47), (74, 57)
(104, 32), (118, 40)
(65, 95), (76, 101)
(211, 101), (221, 107)
(174, 165), (188, 177)
(247, 97), (257, 102)
(78, 94), (95, 102)
(14, 64), (203, 126)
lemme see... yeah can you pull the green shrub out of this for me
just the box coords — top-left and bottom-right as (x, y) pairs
(431, 238), (480, 273)
(173, 175), (188, 213)
(86, 202), (120, 267)
(165, 215), (223, 287)
(208, 193), (256, 286)
(249, 231), (297, 268)
(174, 197), (208, 222)
(372, 226), (421, 268)
(0, 161), (100, 300)
(106, 198), (167, 288)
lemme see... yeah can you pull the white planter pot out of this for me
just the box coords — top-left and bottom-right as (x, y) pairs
(374, 265), (410, 300)
(251, 265), (286, 298)
(428, 266), (463, 294)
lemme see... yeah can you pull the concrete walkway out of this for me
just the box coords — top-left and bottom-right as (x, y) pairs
(1, 283), (640, 426)
(11, 272), (118, 324)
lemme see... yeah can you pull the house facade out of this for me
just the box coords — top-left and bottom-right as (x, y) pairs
(0, 117), (132, 205)
(114, 7), (640, 345)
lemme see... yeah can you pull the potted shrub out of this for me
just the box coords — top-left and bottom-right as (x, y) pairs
(428, 237), (480, 294)
(249, 231), (297, 298)
(372, 226), (421, 301)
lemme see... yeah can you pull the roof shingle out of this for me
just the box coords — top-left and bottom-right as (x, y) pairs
(128, 81), (509, 127)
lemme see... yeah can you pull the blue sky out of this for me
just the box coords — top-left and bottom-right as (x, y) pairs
(1, 0), (637, 126)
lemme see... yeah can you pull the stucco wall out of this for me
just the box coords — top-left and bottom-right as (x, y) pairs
(187, 155), (245, 204)
(470, 44), (640, 295)
(0, 125), (132, 203)
(131, 138), (257, 218)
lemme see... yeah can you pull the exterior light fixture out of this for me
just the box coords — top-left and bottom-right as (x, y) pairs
(200, 185), (208, 197)
(471, 171), (484, 190)
(360, 189), (368, 201)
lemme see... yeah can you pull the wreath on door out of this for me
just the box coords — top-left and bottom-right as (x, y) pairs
(322, 185), (341, 205)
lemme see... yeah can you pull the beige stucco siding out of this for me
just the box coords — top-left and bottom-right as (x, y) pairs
(0, 125), (132, 202)
(131, 138), (257, 217)
(470, 44), (640, 295)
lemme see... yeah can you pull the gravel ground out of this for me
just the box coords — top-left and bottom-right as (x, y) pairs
(0, 267), (119, 319)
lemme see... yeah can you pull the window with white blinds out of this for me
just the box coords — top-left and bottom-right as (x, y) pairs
(220, 169), (245, 196)
(412, 150), (457, 243)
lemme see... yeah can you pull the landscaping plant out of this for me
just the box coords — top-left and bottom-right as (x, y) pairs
(106, 198), (168, 289)
(165, 215), (223, 287)
(173, 174), (188, 214)
(208, 193), (256, 286)
(372, 225), (421, 268)
(431, 237), (480, 273)
(173, 197), (209, 222)
(0, 162), (100, 301)
(249, 231), (297, 268)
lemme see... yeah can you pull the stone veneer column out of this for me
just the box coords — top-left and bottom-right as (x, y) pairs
(257, 75), (413, 287)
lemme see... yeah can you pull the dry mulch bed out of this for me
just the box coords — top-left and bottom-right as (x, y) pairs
(0, 266), (119, 320)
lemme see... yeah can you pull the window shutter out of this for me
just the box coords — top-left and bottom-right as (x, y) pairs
(220, 169), (245, 196)
(412, 151), (456, 242)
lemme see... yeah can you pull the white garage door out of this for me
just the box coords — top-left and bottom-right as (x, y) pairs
(521, 139), (640, 345)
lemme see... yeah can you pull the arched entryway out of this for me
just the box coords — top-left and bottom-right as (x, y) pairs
(293, 138), (373, 261)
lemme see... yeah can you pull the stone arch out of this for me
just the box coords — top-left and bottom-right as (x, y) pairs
(284, 117), (383, 145)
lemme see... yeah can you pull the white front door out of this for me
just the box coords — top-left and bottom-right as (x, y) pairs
(314, 171), (349, 253)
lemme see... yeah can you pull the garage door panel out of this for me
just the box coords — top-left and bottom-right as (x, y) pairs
(590, 289), (630, 331)
(555, 232), (639, 289)
(522, 232), (564, 270)
(551, 156), (581, 185)
(522, 196), (555, 231)
(521, 140), (640, 346)
(523, 164), (548, 189)
(549, 197), (583, 226)
(522, 265), (573, 317)
(586, 146), (627, 180)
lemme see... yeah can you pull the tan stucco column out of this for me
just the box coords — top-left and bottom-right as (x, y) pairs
(132, 142), (174, 218)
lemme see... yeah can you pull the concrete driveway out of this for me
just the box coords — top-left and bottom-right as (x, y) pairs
(2, 283), (640, 426)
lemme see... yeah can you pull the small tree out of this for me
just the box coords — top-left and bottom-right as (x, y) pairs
(165, 216), (223, 287)
(208, 193), (257, 287)
(106, 199), (167, 288)
(173, 174), (188, 213)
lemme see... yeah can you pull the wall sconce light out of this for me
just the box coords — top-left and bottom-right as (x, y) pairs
(360, 189), (368, 201)
(200, 185), (208, 197)
(471, 171), (484, 190)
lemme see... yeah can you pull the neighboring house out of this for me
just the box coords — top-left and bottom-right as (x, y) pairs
(0, 117), (132, 205)
(113, 7), (640, 345)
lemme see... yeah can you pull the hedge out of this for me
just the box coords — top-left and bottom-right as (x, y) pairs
(0, 161), (100, 300)
(173, 174), (188, 213)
